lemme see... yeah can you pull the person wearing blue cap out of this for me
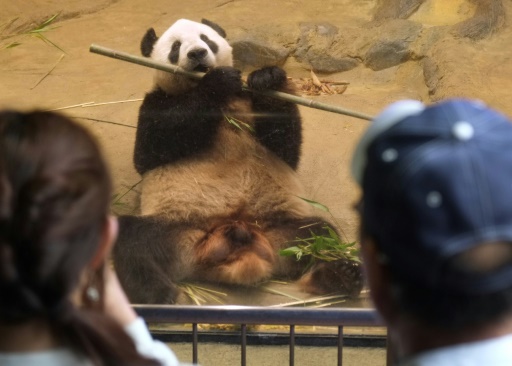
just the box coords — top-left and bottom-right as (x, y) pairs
(351, 99), (512, 365)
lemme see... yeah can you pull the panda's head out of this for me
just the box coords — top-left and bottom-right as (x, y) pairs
(141, 19), (233, 95)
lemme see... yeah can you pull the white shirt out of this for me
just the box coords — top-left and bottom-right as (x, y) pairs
(400, 333), (512, 366)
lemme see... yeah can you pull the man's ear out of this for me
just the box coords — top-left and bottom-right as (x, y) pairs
(89, 216), (119, 269)
(360, 235), (396, 323)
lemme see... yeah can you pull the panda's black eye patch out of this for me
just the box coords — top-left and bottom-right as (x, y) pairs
(200, 34), (218, 54)
(169, 41), (181, 64)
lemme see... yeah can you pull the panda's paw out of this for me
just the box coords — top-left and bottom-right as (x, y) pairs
(248, 66), (287, 91)
(200, 66), (243, 100)
(298, 259), (364, 297)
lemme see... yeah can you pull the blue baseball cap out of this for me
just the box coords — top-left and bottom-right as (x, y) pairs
(352, 98), (512, 294)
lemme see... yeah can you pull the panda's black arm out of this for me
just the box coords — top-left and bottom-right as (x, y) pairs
(248, 67), (302, 170)
(134, 67), (243, 175)
(134, 88), (224, 175)
(252, 96), (302, 170)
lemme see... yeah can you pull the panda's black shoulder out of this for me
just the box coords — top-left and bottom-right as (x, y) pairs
(141, 87), (173, 107)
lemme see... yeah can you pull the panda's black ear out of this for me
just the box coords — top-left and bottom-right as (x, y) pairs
(201, 19), (227, 38)
(141, 28), (159, 57)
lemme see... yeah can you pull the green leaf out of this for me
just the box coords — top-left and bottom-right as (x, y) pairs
(280, 220), (361, 263)
(18, 13), (66, 53)
(295, 237), (314, 246)
(4, 42), (21, 49)
(325, 226), (340, 241)
(225, 115), (242, 130)
(279, 246), (302, 257)
(30, 33), (66, 53)
(33, 33), (48, 43)
(224, 115), (254, 133)
(28, 26), (60, 34)
(297, 196), (330, 212)
(239, 120), (255, 132)
(39, 35), (66, 53)
(35, 13), (60, 30)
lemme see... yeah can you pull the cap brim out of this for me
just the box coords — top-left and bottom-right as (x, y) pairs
(351, 100), (426, 185)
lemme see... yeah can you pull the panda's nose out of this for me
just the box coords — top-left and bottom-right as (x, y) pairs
(187, 48), (208, 61)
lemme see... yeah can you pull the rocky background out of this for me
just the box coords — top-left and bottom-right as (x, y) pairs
(1, 0), (511, 304)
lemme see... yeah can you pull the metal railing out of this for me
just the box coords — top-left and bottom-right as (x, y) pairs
(135, 305), (387, 366)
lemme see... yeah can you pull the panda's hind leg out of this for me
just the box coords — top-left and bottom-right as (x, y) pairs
(113, 215), (192, 304)
(266, 215), (364, 297)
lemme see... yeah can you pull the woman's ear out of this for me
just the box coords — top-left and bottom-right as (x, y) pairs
(89, 216), (119, 269)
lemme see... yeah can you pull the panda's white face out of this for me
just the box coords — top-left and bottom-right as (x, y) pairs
(151, 19), (233, 94)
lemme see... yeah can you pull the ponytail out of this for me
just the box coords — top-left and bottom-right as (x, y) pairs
(60, 307), (160, 366)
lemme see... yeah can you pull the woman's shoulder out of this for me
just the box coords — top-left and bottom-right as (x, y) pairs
(0, 348), (92, 366)
(125, 317), (186, 366)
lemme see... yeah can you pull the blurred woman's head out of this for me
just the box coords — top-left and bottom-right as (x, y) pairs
(0, 110), (112, 323)
(0, 110), (157, 365)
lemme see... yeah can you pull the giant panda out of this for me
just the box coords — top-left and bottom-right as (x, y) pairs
(113, 18), (363, 304)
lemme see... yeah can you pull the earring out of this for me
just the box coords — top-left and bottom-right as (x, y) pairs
(86, 286), (100, 302)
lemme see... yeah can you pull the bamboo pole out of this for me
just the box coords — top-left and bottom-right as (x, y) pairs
(89, 44), (374, 121)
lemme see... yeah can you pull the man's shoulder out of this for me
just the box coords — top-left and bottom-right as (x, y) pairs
(399, 333), (512, 366)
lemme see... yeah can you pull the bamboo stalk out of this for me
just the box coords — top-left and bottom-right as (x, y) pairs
(89, 44), (374, 121)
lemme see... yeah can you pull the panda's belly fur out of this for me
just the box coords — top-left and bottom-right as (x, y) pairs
(140, 125), (312, 222)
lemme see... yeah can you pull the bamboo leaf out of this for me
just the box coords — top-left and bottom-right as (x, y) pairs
(279, 246), (302, 257)
(225, 115), (243, 130)
(4, 42), (21, 49)
(281, 229), (360, 263)
(16, 13), (66, 53)
(31, 33), (66, 53)
(27, 26), (60, 34)
(325, 226), (340, 241)
(224, 115), (254, 133)
(297, 196), (330, 212)
(37, 13), (60, 30)
(39, 35), (66, 53)
(239, 120), (255, 132)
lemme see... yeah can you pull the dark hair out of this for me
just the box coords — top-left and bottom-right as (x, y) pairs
(388, 271), (512, 330)
(0, 111), (159, 365)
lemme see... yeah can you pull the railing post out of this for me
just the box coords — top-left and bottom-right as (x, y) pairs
(289, 324), (295, 366)
(192, 323), (198, 364)
(338, 325), (344, 366)
(241, 323), (247, 366)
